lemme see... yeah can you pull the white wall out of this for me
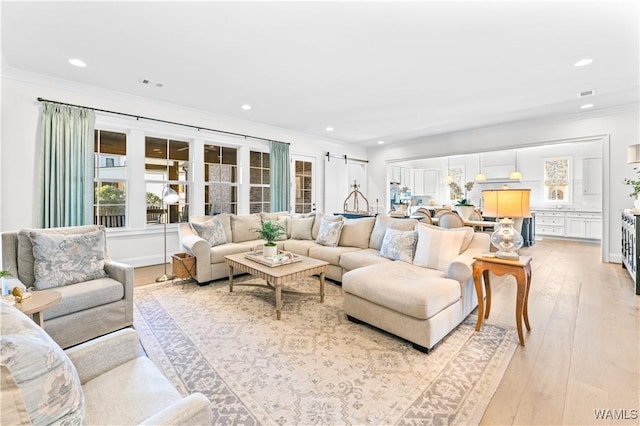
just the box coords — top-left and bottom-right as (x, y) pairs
(0, 69), (366, 266)
(367, 107), (639, 262)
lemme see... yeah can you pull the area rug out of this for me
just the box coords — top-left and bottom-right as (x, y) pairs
(133, 276), (517, 426)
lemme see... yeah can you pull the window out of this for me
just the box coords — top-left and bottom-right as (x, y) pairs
(145, 137), (190, 224)
(543, 157), (571, 203)
(294, 159), (313, 213)
(94, 130), (127, 228)
(204, 144), (238, 214)
(249, 151), (270, 213)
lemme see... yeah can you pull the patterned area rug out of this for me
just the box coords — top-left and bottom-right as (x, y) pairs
(134, 275), (517, 426)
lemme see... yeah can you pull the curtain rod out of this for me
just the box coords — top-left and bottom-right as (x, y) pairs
(326, 152), (368, 164)
(36, 97), (290, 146)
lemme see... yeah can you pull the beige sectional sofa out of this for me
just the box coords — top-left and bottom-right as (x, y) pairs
(179, 212), (489, 351)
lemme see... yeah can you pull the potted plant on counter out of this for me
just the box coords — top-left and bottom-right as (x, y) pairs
(254, 220), (286, 257)
(453, 181), (476, 220)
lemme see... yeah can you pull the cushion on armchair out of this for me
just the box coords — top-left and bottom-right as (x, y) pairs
(29, 229), (107, 289)
(1, 301), (84, 425)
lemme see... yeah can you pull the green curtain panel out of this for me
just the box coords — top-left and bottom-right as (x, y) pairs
(37, 102), (95, 227)
(269, 141), (290, 212)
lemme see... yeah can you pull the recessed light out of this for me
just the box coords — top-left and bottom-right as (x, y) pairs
(378, 140), (384, 145)
(241, 104), (252, 110)
(326, 126), (334, 132)
(580, 104), (594, 109)
(69, 58), (87, 68)
(574, 58), (593, 67)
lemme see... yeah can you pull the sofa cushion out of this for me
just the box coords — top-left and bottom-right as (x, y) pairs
(282, 239), (319, 256)
(44, 277), (124, 320)
(290, 216), (314, 240)
(342, 262), (458, 320)
(210, 243), (253, 264)
(417, 223), (475, 253)
(380, 228), (417, 263)
(29, 229), (107, 290)
(0, 301), (84, 425)
(369, 215), (418, 250)
(260, 211), (289, 222)
(188, 214), (233, 243)
(413, 225), (466, 272)
(230, 214), (262, 242)
(315, 218), (344, 247)
(308, 245), (360, 266)
(339, 249), (392, 271)
(190, 216), (227, 247)
(338, 217), (376, 249)
(82, 357), (181, 425)
(17, 225), (107, 287)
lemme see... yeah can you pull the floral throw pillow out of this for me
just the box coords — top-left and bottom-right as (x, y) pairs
(29, 229), (107, 290)
(191, 217), (227, 247)
(315, 218), (344, 247)
(1, 301), (85, 425)
(380, 228), (418, 263)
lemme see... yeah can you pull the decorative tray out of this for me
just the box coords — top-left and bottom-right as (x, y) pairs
(245, 248), (302, 267)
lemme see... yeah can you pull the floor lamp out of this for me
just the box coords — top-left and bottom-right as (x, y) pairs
(157, 185), (180, 282)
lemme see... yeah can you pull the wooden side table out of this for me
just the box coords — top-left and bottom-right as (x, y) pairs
(17, 289), (61, 327)
(473, 255), (532, 345)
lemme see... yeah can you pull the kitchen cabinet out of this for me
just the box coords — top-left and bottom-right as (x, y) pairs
(583, 157), (602, 195)
(424, 170), (439, 195)
(400, 167), (412, 189)
(390, 166), (401, 184)
(533, 210), (601, 240)
(412, 170), (425, 195)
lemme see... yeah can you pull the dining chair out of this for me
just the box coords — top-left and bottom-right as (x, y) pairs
(437, 211), (465, 228)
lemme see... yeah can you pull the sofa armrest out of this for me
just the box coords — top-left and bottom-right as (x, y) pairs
(104, 260), (134, 298)
(180, 233), (212, 283)
(139, 393), (212, 426)
(64, 328), (139, 384)
(446, 232), (490, 284)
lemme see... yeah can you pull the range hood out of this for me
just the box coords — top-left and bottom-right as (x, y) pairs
(476, 164), (521, 184)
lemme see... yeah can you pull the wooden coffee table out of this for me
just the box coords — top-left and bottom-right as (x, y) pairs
(17, 289), (62, 327)
(224, 252), (329, 320)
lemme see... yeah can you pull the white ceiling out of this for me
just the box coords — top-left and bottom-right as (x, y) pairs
(2, 1), (638, 147)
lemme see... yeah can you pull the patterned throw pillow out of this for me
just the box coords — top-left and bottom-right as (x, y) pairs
(274, 217), (289, 241)
(315, 218), (344, 247)
(191, 217), (227, 247)
(29, 229), (107, 290)
(1, 301), (85, 425)
(413, 225), (466, 272)
(380, 228), (418, 263)
(290, 216), (314, 240)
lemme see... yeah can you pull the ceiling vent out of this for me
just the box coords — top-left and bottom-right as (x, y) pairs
(140, 78), (164, 88)
(578, 89), (596, 98)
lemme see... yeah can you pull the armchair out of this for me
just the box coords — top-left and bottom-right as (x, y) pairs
(1, 301), (211, 425)
(1, 225), (133, 348)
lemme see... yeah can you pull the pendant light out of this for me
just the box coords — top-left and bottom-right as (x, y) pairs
(445, 156), (453, 184)
(475, 153), (486, 182)
(509, 150), (523, 180)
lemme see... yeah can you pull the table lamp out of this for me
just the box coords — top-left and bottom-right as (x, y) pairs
(482, 189), (531, 260)
(156, 185), (181, 282)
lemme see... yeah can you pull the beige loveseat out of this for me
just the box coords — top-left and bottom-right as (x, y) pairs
(1, 301), (211, 425)
(179, 212), (489, 352)
(1, 225), (133, 348)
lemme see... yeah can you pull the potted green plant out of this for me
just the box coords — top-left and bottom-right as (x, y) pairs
(453, 181), (476, 220)
(254, 220), (286, 257)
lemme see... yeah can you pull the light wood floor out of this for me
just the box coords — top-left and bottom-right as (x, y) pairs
(133, 239), (640, 425)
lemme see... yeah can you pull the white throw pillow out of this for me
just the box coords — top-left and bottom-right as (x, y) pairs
(413, 224), (466, 271)
(290, 216), (314, 240)
(190, 216), (227, 246)
(315, 218), (344, 247)
(417, 223), (475, 253)
(380, 228), (418, 263)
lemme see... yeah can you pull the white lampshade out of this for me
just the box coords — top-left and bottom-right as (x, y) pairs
(475, 172), (487, 181)
(509, 170), (523, 180)
(628, 144), (640, 163)
(482, 189), (531, 218)
(162, 186), (180, 204)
